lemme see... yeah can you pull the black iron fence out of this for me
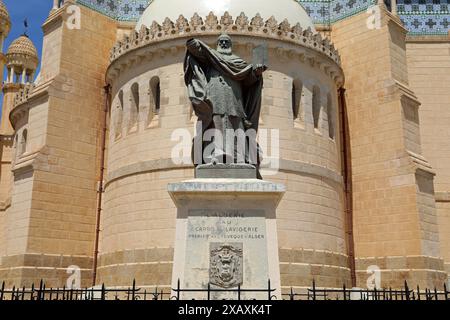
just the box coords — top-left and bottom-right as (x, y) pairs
(171, 279), (277, 300)
(283, 280), (449, 301)
(0, 279), (448, 301)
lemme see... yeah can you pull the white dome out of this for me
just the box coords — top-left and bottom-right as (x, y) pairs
(136, 0), (315, 31)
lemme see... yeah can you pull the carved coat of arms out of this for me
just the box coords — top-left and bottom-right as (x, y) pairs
(209, 243), (243, 288)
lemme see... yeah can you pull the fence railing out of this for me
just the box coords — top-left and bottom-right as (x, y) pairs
(171, 279), (276, 300)
(283, 280), (449, 301)
(0, 279), (448, 301)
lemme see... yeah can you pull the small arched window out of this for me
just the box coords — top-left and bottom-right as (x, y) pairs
(148, 76), (161, 125)
(129, 83), (139, 131)
(312, 86), (321, 130)
(20, 129), (28, 155)
(292, 79), (303, 122)
(327, 93), (335, 140)
(115, 90), (124, 139)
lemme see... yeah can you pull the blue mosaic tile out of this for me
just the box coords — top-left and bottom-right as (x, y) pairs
(76, 0), (151, 21)
(397, 0), (450, 35)
(75, 0), (450, 35)
(298, 0), (449, 35)
(298, 0), (377, 24)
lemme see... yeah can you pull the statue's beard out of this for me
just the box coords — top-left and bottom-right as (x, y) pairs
(217, 46), (232, 55)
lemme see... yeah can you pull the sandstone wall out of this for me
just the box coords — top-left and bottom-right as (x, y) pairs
(0, 5), (117, 287)
(406, 38), (450, 280)
(330, 8), (447, 288)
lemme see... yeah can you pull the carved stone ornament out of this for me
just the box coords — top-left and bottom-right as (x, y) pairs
(209, 243), (243, 288)
(107, 13), (344, 86)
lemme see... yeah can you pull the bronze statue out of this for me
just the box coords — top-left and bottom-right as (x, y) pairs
(184, 34), (267, 174)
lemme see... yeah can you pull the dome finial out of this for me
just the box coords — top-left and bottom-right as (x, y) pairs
(23, 18), (29, 37)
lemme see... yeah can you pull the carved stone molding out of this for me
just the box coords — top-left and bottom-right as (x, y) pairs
(14, 83), (35, 107)
(107, 12), (344, 86)
(104, 158), (342, 188)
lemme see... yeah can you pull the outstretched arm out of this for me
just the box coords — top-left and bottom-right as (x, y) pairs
(186, 38), (208, 62)
(253, 64), (267, 77)
(244, 64), (267, 86)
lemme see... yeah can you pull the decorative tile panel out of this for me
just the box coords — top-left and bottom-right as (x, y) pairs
(76, 0), (151, 21)
(298, 0), (376, 24)
(397, 0), (450, 35)
(299, 0), (450, 35)
(75, 0), (450, 35)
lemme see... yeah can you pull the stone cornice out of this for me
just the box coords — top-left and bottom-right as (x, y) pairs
(6, 53), (39, 70)
(407, 151), (435, 176)
(42, 2), (66, 34)
(395, 80), (421, 107)
(435, 192), (450, 203)
(104, 158), (343, 188)
(2, 82), (24, 93)
(11, 146), (50, 176)
(0, 134), (14, 142)
(0, 196), (11, 211)
(9, 81), (49, 129)
(107, 12), (344, 86)
(406, 35), (450, 43)
(10, 73), (80, 128)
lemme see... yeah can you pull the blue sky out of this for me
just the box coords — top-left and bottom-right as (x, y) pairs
(3, 0), (53, 77)
(1, 0), (51, 111)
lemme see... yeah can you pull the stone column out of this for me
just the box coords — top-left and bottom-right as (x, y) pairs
(10, 66), (15, 83)
(6, 67), (11, 83)
(21, 69), (27, 84)
(53, 0), (59, 9)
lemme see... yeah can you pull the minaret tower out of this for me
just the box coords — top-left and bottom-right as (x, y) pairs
(2, 34), (39, 134)
(0, 20), (38, 204)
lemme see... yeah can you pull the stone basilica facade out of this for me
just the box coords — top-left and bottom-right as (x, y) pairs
(0, 0), (449, 291)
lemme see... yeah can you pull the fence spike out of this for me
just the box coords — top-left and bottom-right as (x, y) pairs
(237, 283), (241, 301)
(132, 279), (136, 300)
(444, 282), (448, 300)
(404, 280), (409, 300)
(0, 281), (5, 300)
(312, 279), (316, 301)
(343, 283), (346, 301)
(101, 283), (106, 300)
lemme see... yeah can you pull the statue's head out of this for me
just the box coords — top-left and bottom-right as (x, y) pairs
(217, 34), (232, 55)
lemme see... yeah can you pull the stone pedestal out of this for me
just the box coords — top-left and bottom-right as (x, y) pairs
(168, 178), (285, 300)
